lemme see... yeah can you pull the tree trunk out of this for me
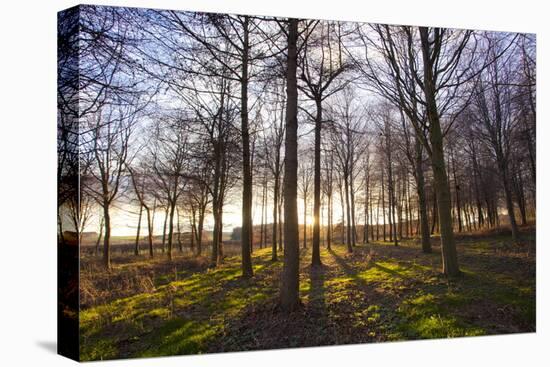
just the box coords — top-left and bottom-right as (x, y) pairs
(344, 172), (353, 253)
(177, 207), (183, 252)
(218, 209), (224, 261)
(388, 161), (398, 246)
(514, 165), (527, 225)
(102, 203), (111, 270)
(212, 204), (220, 266)
(328, 193), (333, 250)
(134, 204), (143, 256)
(161, 207), (168, 253)
(312, 98), (322, 266)
(451, 151), (463, 232)
(350, 167), (358, 247)
(280, 18), (301, 312)
(272, 173), (279, 261)
(263, 178), (268, 248)
(198, 205), (205, 256)
(240, 16), (254, 278)
(303, 195), (307, 249)
(376, 191), (381, 241)
(260, 179), (265, 250)
(419, 26), (460, 277)
(381, 172), (386, 241)
(471, 146), (485, 229)
(95, 216), (104, 256)
(370, 187), (375, 242)
(58, 213), (66, 247)
(190, 207), (196, 254)
(339, 179), (345, 244)
(430, 136), (460, 276)
(363, 175), (369, 244)
(145, 207), (153, 257)
(415, 138), (431, 253)
(406, 176), (412, 238)
(498, 159), (520, 243)
(278, 199), (283, 251)
(167, 199), (176, 261)
(431, 189), (438, 234)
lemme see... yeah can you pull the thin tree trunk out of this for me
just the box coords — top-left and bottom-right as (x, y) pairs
(167, 199), (176, 261)
(498, 159), (520, 243)
(197, 205), (204, 256)
(272, 173), (279, 261)
(312, 98), (322, 266)
(161, 207), (168, 253)
(327, 193), (332, 250)
(260, 179), (265, 251)
(451, 151), (463, 232)
(134, 204), (143, 256)
(212, 204), (220, 265)
(350, 168), (357, 247)
(344, 172), (353, 253)
(303, 194), (307, 249)
(95, 216), (104, 256)
(471, 146), (484, 229)
(278, 199), (283, 251)
(370, 187), (375, 242)
(376, 191), (381, 241)
(363, 174), (369, 244)
(190, 207), (196, 254)
(102, 203), (111, 270)
(177, 207), (183, 252)
(381, 172), (386, 242)
(388, 161), (398, 246)
(339, 178), (345, 244)
(514, 165), (527, 225)
(218, 209), (224, 261)
(144, 207), (153, 257)
(415, 138), (431, 253)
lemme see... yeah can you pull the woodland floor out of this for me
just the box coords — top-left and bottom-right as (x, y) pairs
(79, 227), (536, 361)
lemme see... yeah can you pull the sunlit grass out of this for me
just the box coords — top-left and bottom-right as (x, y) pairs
(80, 247), (279, 360)
(79, 231), (535, 359)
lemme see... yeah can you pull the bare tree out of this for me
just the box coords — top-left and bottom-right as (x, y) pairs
(329, 88), (367, 252)
(148, 114), (190, 260)
(351, 25), (482, 276)
(263, 82), (286, 261)
(280, 18), (301, 312)
(470, 34), (522, 243)
(298, 20), (351, 266)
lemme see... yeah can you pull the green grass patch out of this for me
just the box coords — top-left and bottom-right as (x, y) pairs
(395, 292), (486, 339)
(80, 249), (280, 359)
(137, 318), (216, 357)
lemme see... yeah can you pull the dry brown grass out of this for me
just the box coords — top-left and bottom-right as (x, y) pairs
(79, 253), (210, 308)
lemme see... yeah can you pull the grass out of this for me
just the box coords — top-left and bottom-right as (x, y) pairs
(79, 228), (535, 360)
(80, 249), (280, 360)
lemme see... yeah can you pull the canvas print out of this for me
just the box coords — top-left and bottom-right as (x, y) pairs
(57, 4), (536, 361)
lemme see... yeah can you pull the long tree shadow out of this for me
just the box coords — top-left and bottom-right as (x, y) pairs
(82, 252), (283, 360)
(308, 264), (327, 315)
(372, 263), (408, 279)
(328, 249), (369, 289)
